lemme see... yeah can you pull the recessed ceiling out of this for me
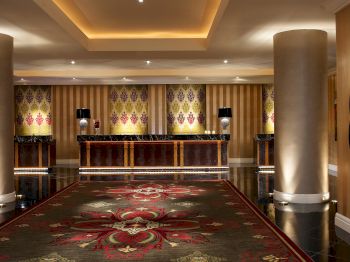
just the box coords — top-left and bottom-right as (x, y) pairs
(0, 0), (337, 85)
(34, 0), (228, 51)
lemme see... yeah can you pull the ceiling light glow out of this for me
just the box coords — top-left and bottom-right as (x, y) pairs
(146, 60), (151, 64)
(70, 60), (76, 65)
(138, 0), (144, 3)
(223, 59), (228, 64)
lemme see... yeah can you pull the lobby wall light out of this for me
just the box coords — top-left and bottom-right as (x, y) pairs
(146, 60), (151, 65)
(122, 77), (127, 81)
(223, 59), (228, 64)
(70, 60), (76, 65)
(0, 203), (6, 208)
(76, 108), (91, 135)
(218, 107), (232, 134)
(185, 76), (190, 80)
(72, 77), (76, 80)
(138, 0), (144, 3)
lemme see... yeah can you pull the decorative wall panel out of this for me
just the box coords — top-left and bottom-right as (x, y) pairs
(110, 85), (148, 135)
(167, 84), (206, 134)
(262, 85), (274, 134)
(206, 84), (263, 159)
(15, 86), (52, 135)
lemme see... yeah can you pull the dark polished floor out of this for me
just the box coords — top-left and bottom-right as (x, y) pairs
(1, 166), (350, 262)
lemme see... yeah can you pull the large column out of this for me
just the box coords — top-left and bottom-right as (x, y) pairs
(0, 34), (15, 204)
(335, 4), (350, 234)
(273, 30), (328, 203)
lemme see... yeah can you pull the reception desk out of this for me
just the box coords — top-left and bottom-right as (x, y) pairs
(255, 134), (274, 167)
(77, 135), (229, 170)
(14, 136), (56, 169)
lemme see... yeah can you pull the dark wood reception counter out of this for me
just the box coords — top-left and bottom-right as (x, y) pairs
(14, 136), (56, 168)
(77, 134), (229, 169)
(255, 134), (274, 167)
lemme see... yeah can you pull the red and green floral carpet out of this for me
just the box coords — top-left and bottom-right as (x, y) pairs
(0, 181), (311, 261)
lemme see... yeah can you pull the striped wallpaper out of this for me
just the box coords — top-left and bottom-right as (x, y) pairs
(206, 84), (263, 159)
(148, 84), (167, 134)
(52, 85), (110, 160)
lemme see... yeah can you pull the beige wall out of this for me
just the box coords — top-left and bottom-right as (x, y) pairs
(206, 84), (263, 159)
(52, 85), (110, 159)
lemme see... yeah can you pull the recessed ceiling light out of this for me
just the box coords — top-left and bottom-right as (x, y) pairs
(138, 0), (144, 3)
(146, 60), (151, 64)
(223, 59), (228, 64)
(70, 60), (76, 65)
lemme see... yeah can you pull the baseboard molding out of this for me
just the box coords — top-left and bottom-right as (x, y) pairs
(0, 191), (16, 204)
(335, 213), (350, 234)
(228, 158), (255, 164)
(56, 159), (79, 166)
(274, 190), (330, 203)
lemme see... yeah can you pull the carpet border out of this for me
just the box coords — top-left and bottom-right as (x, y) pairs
(224, 180), (313, 262)
(0, 181), (79, 231)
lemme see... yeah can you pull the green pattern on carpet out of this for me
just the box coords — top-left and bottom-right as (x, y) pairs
(0, 181), (310, 261)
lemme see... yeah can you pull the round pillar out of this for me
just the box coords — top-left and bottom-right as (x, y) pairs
(0, 34), (15, 204)
(274, 30), (328, 203)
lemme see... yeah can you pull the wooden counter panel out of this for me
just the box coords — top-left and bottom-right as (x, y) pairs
(18, 143), (39, 167)
(134, 142), (174, 166)
(183, 142), (218, 166)
(89, 143), (124, 167)
(221, 141), (228, 165)
(78, 140), (229, 168)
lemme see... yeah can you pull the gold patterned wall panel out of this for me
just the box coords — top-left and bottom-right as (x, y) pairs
(328, 74), (337, 165)
(167, 84), (206, 134)
(15, 86), (52, 136)
(110, 85), (148, 135)
(262, 85), (274, 134)
(52, 85), (110, 159)
(148, 84), (167, 134)
(206, 84), (263, 159)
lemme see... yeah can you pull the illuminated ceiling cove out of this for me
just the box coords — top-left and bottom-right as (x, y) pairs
(34, 0), (228, 51)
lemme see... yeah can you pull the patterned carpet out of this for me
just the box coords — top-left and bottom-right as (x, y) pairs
(0, 181), (311, 261)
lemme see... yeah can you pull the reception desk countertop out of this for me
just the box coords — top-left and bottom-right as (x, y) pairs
(14, 135), (54, 143)
(77, 134), (230, 142)
(255, 134), (274, 141)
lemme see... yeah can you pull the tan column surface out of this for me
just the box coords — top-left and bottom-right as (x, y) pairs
(0, 34), (15, 204)
(274, 30), (328, 203)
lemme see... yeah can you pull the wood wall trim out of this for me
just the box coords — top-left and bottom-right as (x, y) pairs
(336, 5), (350, 217)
